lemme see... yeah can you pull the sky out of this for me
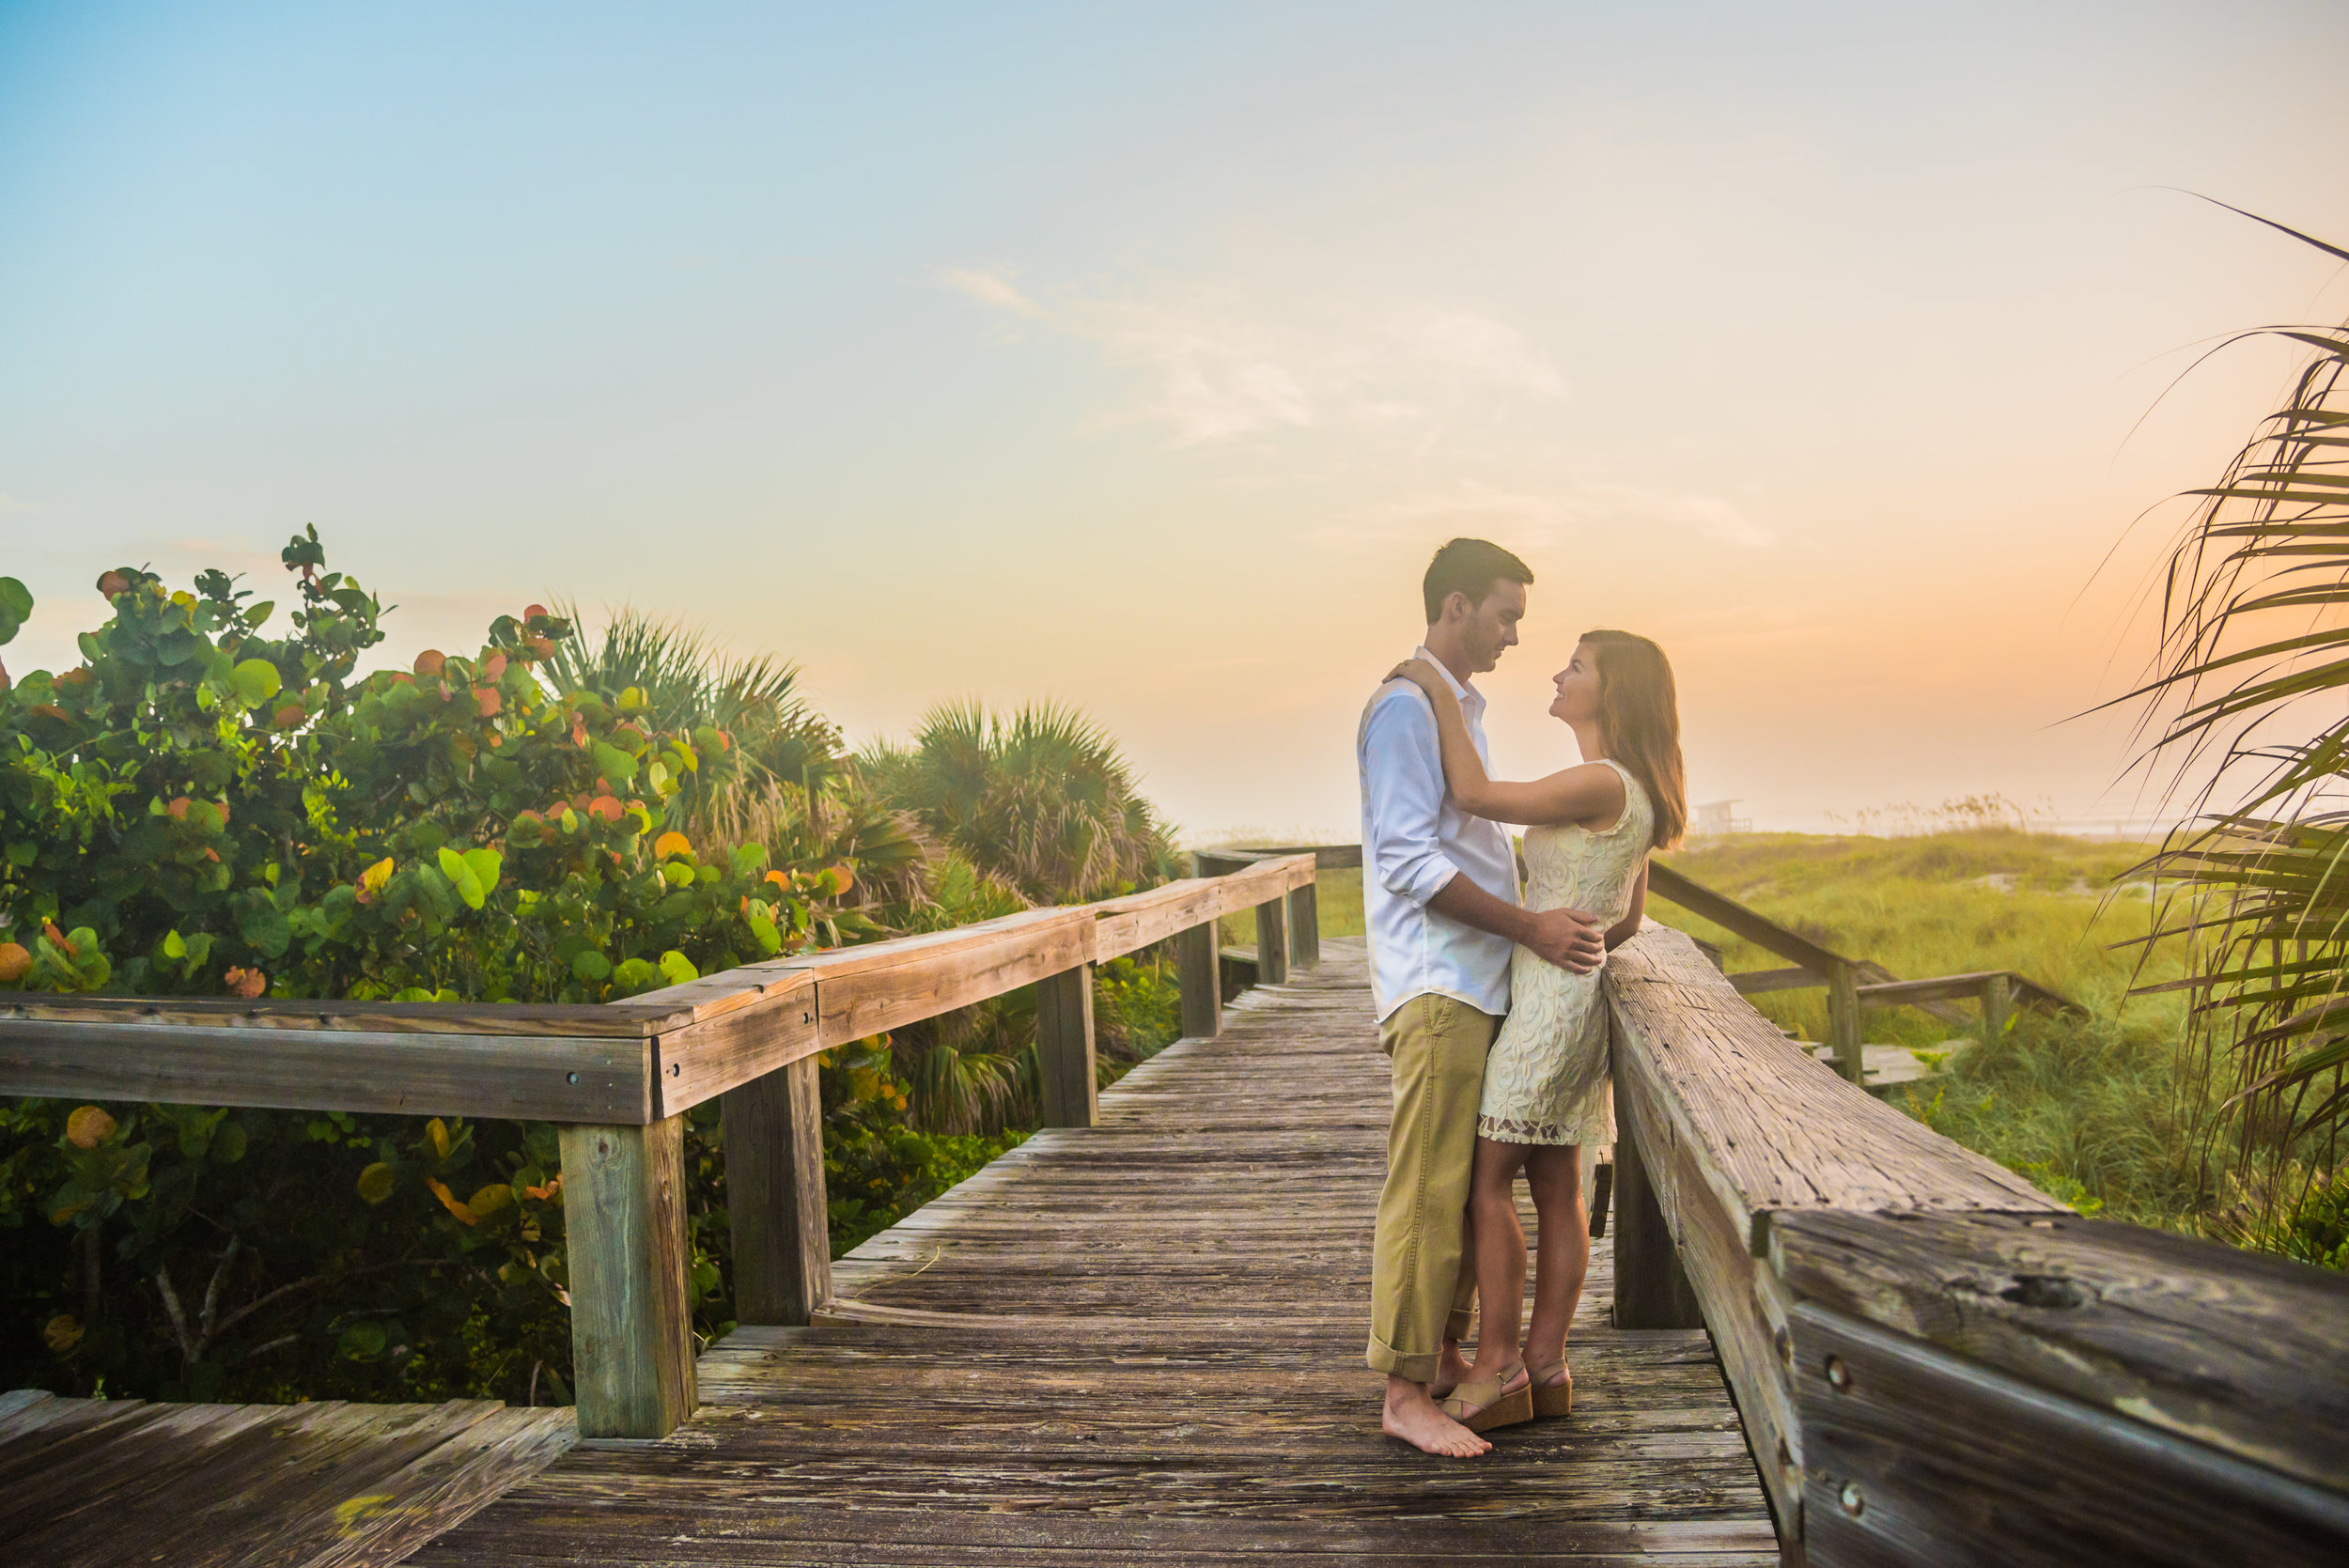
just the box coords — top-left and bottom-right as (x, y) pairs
(4, 0), (2348, 841)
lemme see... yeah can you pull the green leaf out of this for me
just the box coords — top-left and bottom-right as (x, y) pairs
(570, 950), (612, 982)
(460, 847), (502, 899)
(230, 659), (282, 706)
(658, 950), (698, 986)
(238, 905), (292, 957)
(0, 577), (30, 645)
(162, 930), (187, 961)
(356, 1162), (397, 1204)
(337, 1321), (388, 1360)
(436, 846), (486, 910)
(590, 739), (638, 784)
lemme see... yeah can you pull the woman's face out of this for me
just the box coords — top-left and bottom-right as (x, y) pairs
(1549, 642), (1602, 726)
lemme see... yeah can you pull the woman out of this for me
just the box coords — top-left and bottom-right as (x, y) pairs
(1389, 629), (1687, 1434)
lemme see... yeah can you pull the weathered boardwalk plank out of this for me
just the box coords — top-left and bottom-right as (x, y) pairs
(412, 939), (1778, 1566)
(0, 1391), (575, 1567)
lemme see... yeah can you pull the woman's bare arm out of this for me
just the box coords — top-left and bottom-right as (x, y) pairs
(1604, 861), (1648, 950)
(1386, 660), (1626, 828)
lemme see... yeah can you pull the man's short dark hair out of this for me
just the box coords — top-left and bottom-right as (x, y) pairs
(1423, 537), (1534, 623)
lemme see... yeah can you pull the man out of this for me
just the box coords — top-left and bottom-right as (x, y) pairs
(1358, 537), (1605, 1458)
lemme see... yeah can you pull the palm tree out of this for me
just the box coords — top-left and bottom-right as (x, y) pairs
(862, 699), (1180, 905)
(2119, 209), (2349, 1250)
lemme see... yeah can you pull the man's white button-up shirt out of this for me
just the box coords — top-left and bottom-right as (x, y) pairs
(1356, 647), (1517, 1022)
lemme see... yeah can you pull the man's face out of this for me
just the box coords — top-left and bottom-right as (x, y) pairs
(1457, 579), (1526, 674)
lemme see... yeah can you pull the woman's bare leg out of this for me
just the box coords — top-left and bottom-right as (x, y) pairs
(1522, 1144), (1589, 1377)
(1464, 1137), (1531, 1380)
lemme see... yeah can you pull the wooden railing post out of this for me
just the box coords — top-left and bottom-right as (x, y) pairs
(1608, 1069), (1703, 1330)
(1287, 878), (1320, 970)
(1177, 919), (1221, 1039)
(1254, 893), (1290, 984)
(1036, 961), (1098, 1128)
(1978, 971), (2011, 1051)
(1825, 959), (1864, 1085)
(558, 1116), (698, 1438)
(722, 1057), (832, 1327)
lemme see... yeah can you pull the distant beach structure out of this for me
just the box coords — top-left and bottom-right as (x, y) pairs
(1691, 799), (1751, 837)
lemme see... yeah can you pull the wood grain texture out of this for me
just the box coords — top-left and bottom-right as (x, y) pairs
(1824, 962), (1863, 1086)
(1606, 927), (2063, 1253)
(1790, 1303), (2349, 1567)
(1769, 1209), (2349, 1497)
(558, 1118), (697, 1437)
(408, 939), (1780, 1567)
(1253, 895), (1291, 984)
(1176, 918), (1221, 1040)
(0, 1017), (654, 1122)
(644, 968), (819, 1117)
(1287, 881), (1321, 970)
(722, 1056), (831, 1326)
(1095, 878), (1223, 959)
(797, 908), (1096, 1048)
(1609, 1033), (1702, 1332)
(0, 1396), (573, 1568)
(1034, 962), (1098, 1129)
(1728, 967), (1823, 996)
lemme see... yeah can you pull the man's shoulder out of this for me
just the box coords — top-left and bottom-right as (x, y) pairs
(1358, 677), (1438, 774)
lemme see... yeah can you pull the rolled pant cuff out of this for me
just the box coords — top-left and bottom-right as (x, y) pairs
(1445, 1306), (1473, 1342)
(1366, 1333), (1442, 1385)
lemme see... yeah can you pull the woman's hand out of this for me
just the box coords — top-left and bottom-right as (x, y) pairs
(1386, 658), (1447, 699)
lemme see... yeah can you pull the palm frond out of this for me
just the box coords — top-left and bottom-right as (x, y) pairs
(2125, 216), (2349, 1234)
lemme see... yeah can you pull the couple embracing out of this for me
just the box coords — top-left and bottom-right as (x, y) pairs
(1359, 537), (1687, 1459)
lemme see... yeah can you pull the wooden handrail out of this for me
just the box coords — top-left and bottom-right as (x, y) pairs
(1605, 923), (2349, 1564)
(0, 850), (1319, 1440)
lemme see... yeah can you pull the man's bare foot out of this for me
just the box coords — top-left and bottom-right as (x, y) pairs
(1430, 1338), (1472, 1400)
(1382, 1375), (1490, 1458)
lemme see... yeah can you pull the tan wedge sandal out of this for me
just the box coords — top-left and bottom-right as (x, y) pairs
(1439, 1364), (1533, 1434)
(1527, 1362), (1574, 1420)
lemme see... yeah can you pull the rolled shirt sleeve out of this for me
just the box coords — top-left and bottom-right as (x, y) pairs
(1361, 686), (1458, 909)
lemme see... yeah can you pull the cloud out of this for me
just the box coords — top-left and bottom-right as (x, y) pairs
(937, 266), (1048, 318)
(939, 267), (1565, 447)
(1317, 478), (1775, 552)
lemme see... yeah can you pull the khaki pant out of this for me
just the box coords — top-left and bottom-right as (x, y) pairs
(1365, 993), (1496, 1381)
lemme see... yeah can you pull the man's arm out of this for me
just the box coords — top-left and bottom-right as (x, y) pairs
(1364, 685), (1607, 974)
(1428, 874), (1605, 975)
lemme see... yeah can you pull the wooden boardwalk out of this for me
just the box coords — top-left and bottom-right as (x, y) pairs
(412, 939), (1776, 1566)
(0, 1389), (575, 1567)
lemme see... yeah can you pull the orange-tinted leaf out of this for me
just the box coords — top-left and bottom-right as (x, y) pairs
(65, 1106), (117, 1148)
(0, 941), (29, 982)
(414, 649), (445, 677)
(425, 1176), (477, 1225)
(653, 831), (692, 860)
(589, 795), (623, 823)
(223, 966), (267, 1000)
(826, 863), (855, 894)
(475, 687), (502, 718)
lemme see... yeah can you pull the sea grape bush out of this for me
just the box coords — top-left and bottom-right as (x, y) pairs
(0, 535), (865, 1404)
(0, 530), (832, 1001)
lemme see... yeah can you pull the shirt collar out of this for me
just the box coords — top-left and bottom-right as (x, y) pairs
(1412, 644), (1486, 718)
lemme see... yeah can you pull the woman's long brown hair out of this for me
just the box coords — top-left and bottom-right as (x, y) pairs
(1581, 629), (1687, 850)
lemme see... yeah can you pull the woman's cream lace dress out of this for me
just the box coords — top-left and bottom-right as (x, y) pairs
(1478, 758), (1653, 1146)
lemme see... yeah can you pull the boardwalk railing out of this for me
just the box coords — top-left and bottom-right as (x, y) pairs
(1606, 923), (2349, 1567)
(0, 852), (1319, 1440)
